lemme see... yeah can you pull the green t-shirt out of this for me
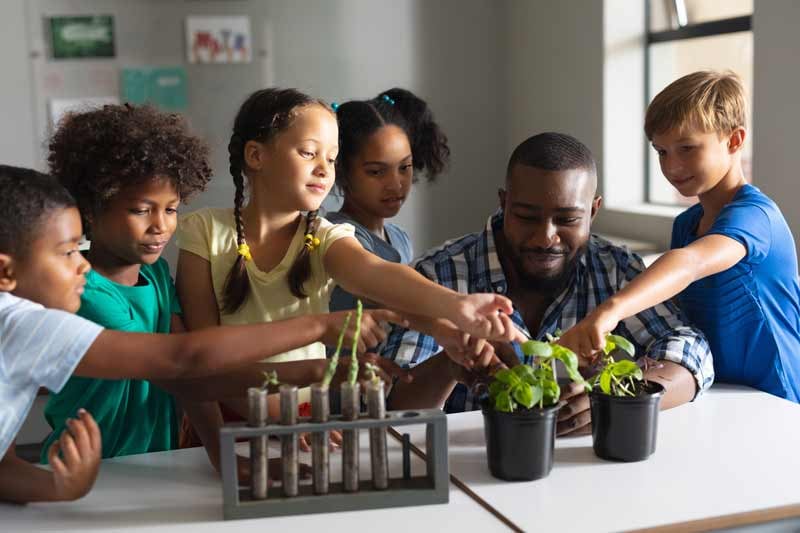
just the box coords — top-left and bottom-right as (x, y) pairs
(41, 258), (181, 462)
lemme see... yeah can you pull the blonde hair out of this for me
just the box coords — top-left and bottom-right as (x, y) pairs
(644, 70), (747, 140)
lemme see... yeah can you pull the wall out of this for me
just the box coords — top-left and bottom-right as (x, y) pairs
(2, 0), (797, 255)
(504, 0), (604, 176)
(0, 0), (37, 168)
(1, 0), (507, 258)
(752, 0), (800, 254)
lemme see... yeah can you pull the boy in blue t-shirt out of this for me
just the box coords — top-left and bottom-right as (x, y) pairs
(559, 71), (800, 402)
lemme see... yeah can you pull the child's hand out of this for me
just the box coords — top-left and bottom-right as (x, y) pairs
(439, 331), (498, 370)
(46, 408), (101, 501)
(322, 309), (409, 353)
(298, 431), (342, 452)
(558, 308), (620, 364)
(451, 294), (527, 343)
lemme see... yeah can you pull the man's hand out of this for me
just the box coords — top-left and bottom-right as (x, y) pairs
(556, 382), (592, 436)
(47, 409), (102, 501)
(321, 309), (408, 353)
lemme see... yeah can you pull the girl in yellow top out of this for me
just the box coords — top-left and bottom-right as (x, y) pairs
(177, 88), (520, 350)
(176, 88), (521, 451)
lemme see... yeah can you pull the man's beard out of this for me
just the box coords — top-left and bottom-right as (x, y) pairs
(510, 245), (586, 295)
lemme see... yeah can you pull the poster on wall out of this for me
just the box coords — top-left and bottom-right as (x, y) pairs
(121, 67), (188, 111)
(49, 97), (119, 130)
(49, 16), (115, 59)
(185, 16), (251, 64)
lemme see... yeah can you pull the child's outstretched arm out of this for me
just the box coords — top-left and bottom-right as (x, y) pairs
(558, 234), (746, 360)
(325, 238), (526, 343)
(0, 409), (101, 503)
(73, 311), (407, 380)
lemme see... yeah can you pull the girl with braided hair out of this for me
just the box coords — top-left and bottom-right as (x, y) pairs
(175, 87), (524, 454)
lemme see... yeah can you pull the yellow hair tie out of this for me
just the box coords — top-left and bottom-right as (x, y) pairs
(237, 242), (253, 261)
(304, 233), (321, 251)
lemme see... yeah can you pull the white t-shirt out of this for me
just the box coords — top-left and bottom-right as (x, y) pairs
(0, 293), (103, 457)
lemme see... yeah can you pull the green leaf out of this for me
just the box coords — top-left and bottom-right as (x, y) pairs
(606, 334), (635, 356)
(494, 390), (514, 412)
(542, 380), (560, 406)
(603, 338), (616, 355)
(494, 368), (520, 385)
(610, 359), (641, 379)
(521, 340), (552, 357)
(488, 380), (505, 399)
(530, 384), (543, 406)
(600, 369), (612, 394)
(512, 364), (535, 380)
(512, 383), (535, 409)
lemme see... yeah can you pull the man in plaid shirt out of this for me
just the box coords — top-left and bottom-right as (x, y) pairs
(385, 132), (713, 435)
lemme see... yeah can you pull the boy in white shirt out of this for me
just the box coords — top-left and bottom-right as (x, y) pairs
(0, 165), (409, 503)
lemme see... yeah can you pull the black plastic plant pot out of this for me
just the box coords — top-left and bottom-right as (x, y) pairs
(590, 381), (665, 462)
(481, 402), (560, 482)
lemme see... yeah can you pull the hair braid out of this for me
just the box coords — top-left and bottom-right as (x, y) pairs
(287, 209), (321, 298)
(221, 134), (251, 313)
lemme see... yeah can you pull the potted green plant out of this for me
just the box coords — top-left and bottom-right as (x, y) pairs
(482, 339), (589, 481)
(588, 334), (665, 462)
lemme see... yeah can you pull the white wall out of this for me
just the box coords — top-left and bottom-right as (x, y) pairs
(2, 0), (798, 255)
(0, 0), (37, 168)
(505, 0), (604, 177)
(0, 0), (507, 258)
(752, 0), (800, 254)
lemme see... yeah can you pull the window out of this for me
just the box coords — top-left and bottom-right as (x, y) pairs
(645, 0), (753, 206)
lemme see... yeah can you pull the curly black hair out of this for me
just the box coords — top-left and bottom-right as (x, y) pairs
(334, 87), (450, 194)
(48, 104), (212, 233)
(0, 165), (77, 259)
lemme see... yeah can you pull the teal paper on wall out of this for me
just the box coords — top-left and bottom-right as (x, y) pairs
(121, 67), (188, 111)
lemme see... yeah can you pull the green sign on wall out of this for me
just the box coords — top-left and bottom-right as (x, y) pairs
(50, 16), (115, 59)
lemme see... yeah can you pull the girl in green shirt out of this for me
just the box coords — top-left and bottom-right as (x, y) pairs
(42, 105), (400, 470)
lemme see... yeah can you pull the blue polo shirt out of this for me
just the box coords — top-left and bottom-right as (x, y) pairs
(672, 184), (800, 402)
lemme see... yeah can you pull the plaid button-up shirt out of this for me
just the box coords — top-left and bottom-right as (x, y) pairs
(382, 211), (714, 413)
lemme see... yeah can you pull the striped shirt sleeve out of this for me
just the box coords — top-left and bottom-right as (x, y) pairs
(1, 296), (103, 392)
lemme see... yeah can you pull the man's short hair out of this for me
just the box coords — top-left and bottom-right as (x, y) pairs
(506, 132), (596, 179)
(644, 70), (747, 140)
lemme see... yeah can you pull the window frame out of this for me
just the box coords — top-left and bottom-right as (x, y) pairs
(643, 1), (752, 205)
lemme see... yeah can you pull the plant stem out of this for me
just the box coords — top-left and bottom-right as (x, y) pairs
(347, 300), (363, 386)
(322, 312), (352, 388)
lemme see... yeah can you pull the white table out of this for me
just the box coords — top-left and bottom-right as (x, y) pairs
(403, 385), (800, 532)
(0, 431), (505, 532)
(4, 386), (799, 532)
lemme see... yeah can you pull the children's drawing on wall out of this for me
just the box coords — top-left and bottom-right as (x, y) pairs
(186, 16), (251, 64)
